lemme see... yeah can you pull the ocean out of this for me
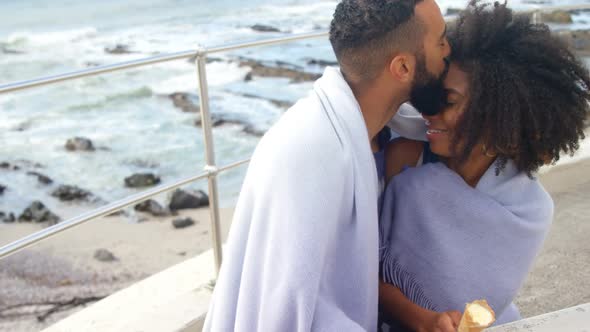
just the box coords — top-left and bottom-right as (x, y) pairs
(1, 0), (590, 217)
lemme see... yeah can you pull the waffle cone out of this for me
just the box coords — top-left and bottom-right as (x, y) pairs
(457, 300), (496, 332)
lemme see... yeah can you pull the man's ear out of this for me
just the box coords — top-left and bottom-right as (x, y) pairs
(389, 53), (415, 83)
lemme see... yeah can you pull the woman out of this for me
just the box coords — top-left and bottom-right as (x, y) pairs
(378, 1), (590, 331)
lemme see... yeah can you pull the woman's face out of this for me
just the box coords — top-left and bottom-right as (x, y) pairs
(423, 63), (469, 157)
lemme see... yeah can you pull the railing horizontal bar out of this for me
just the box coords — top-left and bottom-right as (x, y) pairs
(0, 158), (250, 260)
(204, 31), (328, 54)
(217, 158), (250, 173)
(0, 50), (198, 94)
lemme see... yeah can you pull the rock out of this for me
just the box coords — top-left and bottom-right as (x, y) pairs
(212, 118), (247, 127)
(125, 173), (161, 188)
(0, 161), (19, 170)
(541, 10), (573, 24)
(238, 58), (321, 83)
(169, 92), (200, 113)
(51, 185), (93, 201)
(134, 199), (169, 217)
(172, 217), (196, 229)
(251, 24), (281, 33)
(26, 171), (53, 185)
(244, 72), (254, 82)
(0, 184), (5, 195)
(94, 249), (117, 262)
(106, 210), (127, 217)
(105, 44), (132, 54)
(306, 59), (338, 67)
(243, 125), (266, 137)
(169, 189), (209, 210)
(15, 159), (44, 168)
(1, 211), (16, 223)
(65, 137), (95, 151)
(18, 201), (60, 224)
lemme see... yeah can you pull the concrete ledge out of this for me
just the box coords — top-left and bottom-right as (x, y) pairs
(489, 303), (590, 332)
(42, 249), (216, 332)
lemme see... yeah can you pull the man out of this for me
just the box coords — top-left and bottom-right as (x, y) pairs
(203, 0), (450, 330)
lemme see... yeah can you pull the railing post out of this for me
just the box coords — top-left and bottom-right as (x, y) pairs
(195, 49), (223, 276)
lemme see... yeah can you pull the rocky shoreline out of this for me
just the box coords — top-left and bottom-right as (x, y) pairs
(0, 155), (210, 228)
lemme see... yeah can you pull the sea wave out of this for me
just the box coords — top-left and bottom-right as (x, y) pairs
(4, 27), (98, 47)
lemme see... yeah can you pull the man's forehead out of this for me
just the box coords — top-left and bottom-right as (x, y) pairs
(414, 0), (445, 34)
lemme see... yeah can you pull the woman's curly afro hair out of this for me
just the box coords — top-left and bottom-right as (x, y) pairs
(448, 0), (590, 175)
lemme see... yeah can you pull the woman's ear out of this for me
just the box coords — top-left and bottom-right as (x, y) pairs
(389, 53), (415, 83)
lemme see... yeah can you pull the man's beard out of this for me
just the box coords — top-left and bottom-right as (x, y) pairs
(409, 56), (449, 116)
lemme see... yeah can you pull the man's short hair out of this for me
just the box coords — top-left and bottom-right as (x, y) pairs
(329, 0), (425, 83)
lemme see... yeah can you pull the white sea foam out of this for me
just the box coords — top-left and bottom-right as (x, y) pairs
(5, 27), (98, 47)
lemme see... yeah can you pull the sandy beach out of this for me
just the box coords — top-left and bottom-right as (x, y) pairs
(1, 159), (589, 331)
(0, 206), (234, 331)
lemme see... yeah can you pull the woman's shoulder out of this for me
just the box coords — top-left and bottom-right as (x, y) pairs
(384, 138), (424, 182)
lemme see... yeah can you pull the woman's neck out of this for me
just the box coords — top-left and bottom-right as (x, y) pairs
(444, 147), (496, 188)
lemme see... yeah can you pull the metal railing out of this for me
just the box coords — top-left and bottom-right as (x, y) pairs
(0, 30), (328, 276)
(1, 3), (589, 276)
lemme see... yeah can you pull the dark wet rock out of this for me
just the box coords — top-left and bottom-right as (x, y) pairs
(194, 113), (239, 127)
(212, 118), (248, 127)
(105, 44), (133, 55)
(26, 171), (53, 185)
(169, 92), (200, 113)
(1, 211), (16, 223)
(18, 201), (60, 224)
(172, 217), (196, 229)
(251, 24), (281, 33)
(243, 125), (266, 137)
(65, 137), (95, 151)
(169, 189), (209, 211)
(124, 173), (161, 188)
(94, 249), (117, 262)
(244, 72), (254, 82)
(239, 58), (321, 83)
(542, 10), (573, 24)
(51, 185), (93, 201)
(0, 184), (5, 195)
(106, 210), (127, 217)
(15, 159), (44, 168)
(306, 59), (338, 67)
(134, 199), (169, 217)
(0, 161), (20, 170)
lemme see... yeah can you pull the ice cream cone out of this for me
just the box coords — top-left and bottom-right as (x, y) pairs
(457, 300), (495, 332)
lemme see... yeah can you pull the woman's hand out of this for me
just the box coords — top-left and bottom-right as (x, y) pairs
(418, 310), (462, 332)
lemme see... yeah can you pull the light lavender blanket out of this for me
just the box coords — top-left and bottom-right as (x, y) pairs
(379, 161), (553, 328)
